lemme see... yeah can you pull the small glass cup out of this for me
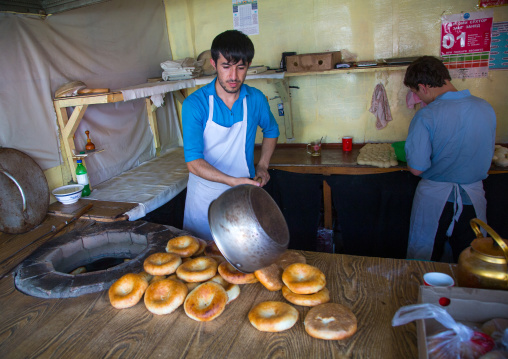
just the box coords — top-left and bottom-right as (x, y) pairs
(306, 141), (322, 156)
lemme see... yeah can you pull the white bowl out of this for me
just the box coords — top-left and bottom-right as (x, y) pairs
(52, 184), (84, 205)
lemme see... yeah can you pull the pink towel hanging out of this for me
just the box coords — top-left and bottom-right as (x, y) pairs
(369, 83), (393, 130)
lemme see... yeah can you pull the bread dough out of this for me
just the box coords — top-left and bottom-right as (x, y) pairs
(357, 143), (398, 168)
(493, 145), (508, 167)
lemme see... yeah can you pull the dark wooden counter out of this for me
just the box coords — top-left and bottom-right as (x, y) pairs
(255, 143), (508, 175)
(0, 213), (455, 358)
(257, 144), (406, 175)
(255, 144), (508, 229)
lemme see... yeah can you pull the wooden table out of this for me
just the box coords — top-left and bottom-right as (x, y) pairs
(0, 214), (455, 358)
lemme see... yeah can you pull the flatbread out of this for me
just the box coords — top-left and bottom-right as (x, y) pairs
(357, 143), (398, 168)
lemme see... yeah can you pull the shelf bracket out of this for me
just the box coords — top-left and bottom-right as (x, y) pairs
(54, 103), (88, 183)
(173, 89), (186, 104)
(272, 79), (294, 139)
(145, 98), (161, 156)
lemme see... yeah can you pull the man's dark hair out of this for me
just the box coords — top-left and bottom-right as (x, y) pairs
(404, 56), (451, 90)
(211, 30), (254, 65)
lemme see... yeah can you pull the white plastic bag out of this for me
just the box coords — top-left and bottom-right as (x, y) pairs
(392, 304), (495, 359)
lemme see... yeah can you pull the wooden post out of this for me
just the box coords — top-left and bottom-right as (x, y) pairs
(272, 79), (294, 139)
(323, 180), (333, 229)
(145, 98), (161, 156)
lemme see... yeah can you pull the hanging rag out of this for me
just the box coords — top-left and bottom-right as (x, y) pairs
(369, 83), (393, 130)
(150, 94), (165, 107)
(406, 89), (427, 109)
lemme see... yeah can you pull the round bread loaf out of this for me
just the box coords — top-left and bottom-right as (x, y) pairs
(108, 273), (149, 309)
(166, 235), (200, 257)
(282, 263), (326, 294)
(143, 252), (182, 276)
(184, 282), (228, 321)
(248, 301), (299, 332)
(276, 251), (306, 270)
(304, 303), (357, 340)
(254, 263), (284, 291)
(176, 256), (218, 282)
(207, 274), (241, 304)
(144, 279), (188, 315)
(218, 262), (258, 284)
(193, 238), (208, 256)
(282, 285), (330, 306)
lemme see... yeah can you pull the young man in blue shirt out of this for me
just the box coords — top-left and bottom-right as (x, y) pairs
(404, 56), (496, 262)
(182, 30), (280, 241)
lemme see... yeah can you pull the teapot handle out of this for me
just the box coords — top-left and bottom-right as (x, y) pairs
(470, 218), (508, 262)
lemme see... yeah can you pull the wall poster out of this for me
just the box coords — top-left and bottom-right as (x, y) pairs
(478, 0), (508, 7)
(441, 10), (493, 79)
(233, 0), (259, 36)
(490, 21), (508, 69)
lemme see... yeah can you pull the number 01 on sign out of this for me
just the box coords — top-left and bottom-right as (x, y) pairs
(440, 9), (494, 79)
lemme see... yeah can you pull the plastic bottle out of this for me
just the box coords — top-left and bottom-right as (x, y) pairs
(76, 160), (91, 197)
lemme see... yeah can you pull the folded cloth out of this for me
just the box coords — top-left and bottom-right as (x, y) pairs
(160, 57), (204, 70)
(369, 83), (393, 130)
(405, 89), (427, 109)
(160, 58), (204, 81)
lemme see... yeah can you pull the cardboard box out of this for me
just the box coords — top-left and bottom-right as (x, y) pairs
(286, 51), (342, 72)
(417, 286), (508, 359)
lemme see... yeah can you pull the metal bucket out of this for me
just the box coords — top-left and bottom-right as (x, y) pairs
(208, 184), (289, 273)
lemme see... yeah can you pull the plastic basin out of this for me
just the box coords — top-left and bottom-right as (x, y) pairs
(392, 141), (407, 162)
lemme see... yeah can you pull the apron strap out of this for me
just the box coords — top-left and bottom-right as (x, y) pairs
(208, 95), (214, 123)
(446, 183), (463, 236)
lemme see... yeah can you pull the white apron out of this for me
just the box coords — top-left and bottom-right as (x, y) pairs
(183, 95), (250, 241)
(406, 178), (487, 260)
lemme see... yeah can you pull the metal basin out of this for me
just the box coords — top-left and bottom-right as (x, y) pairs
(208, 184), (289, 273)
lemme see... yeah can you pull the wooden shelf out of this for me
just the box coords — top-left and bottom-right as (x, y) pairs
(52, 64), (408, 183)
(53, 92), (124, 106)
(53, 92), (159, 183)
(71, 149), (105, 159)
(284, 64), (408, 77)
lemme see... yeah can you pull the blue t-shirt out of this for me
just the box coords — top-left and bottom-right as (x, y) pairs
(405, 90), (496, 185)
(182, 79), (279, 178)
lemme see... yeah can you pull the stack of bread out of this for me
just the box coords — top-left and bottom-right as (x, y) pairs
(109, 235), (238, 321)
(248, 261), (357, 340)
(107, 235), (358, 340)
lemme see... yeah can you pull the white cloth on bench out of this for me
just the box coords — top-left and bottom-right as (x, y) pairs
(87, 147), (188, 220)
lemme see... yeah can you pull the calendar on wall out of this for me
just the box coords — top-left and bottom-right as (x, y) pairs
(440, 10), (494, 79)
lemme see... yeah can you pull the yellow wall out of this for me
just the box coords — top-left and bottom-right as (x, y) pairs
(44, 0), (508, 198)
(164, 0), (508, 145)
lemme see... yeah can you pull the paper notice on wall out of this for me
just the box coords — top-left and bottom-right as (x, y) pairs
(478, 0), (508, 8)
(233, 0), (259, 36)
(490, 21), (508, 69)
(441, 10), (493, 79)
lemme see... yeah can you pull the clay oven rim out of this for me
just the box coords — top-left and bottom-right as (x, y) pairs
(14, 221), (184, 299)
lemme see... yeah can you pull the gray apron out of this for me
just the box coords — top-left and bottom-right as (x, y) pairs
(406, 179), (487, 260)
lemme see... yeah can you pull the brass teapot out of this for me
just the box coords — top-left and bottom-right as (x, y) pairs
(457, 218), (508, 290)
